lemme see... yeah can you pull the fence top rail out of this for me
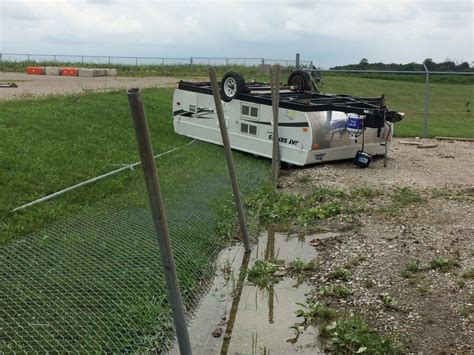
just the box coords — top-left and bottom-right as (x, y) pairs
(321, 69), (474, 75)
(191, 56), (263, 60)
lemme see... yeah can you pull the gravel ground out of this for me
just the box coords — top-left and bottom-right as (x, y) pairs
(279, 138), (474, 352)
(0, 72), (201, 100)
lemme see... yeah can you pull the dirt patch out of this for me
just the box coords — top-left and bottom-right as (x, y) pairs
(279, 138), (474, 352)
(0, 72), (204, 100)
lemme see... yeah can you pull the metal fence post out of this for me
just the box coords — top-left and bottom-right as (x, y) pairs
(127, 88), (192, 355)
(208, 67), (252, 252)
(135, 57), (138, 66)
(295, 53), (300, 68)
(190, 57), (193, 65)
(261, 58), (265, 65)
(423, 63), (430, 138)
(270, 65), (281, 185)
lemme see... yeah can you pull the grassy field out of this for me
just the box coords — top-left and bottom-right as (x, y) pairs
(0, 88), (269, 352)
(0, 88), (268, 244)
(0, 76), (472, 243)
(318, 76), (474, 138)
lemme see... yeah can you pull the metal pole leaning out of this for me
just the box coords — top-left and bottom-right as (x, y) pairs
(423, 63), (430, 138)
(208, 67), (251, 252)
(127, 88), (192, 355)
(270, 65), (281, 185)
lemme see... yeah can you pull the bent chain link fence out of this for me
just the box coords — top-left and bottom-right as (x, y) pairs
(0, 141), (269, 353)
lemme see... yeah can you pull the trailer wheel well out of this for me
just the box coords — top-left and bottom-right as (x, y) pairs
(221, 71), (246, 102)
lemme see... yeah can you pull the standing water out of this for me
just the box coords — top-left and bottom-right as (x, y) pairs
(171, 231), (327, 354)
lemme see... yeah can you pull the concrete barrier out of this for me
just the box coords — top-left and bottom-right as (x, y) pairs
(105, 68), (118, 76)
(78, 68), (115, 77)
(78, 68), (96, 77)
(45, 67), (62, 76)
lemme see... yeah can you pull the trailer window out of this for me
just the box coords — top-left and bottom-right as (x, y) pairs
(240, 123), (249, 133)
(250, 107), (258, 118)
(241, 104), (259, 119)
(249, 125), (257, 135)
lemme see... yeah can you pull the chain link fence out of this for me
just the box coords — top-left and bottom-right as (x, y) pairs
(0, 141), (269, 353)
(0, 53), (312, 68)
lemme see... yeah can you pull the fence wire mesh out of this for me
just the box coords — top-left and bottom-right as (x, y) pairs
(0, 142), (269, 353)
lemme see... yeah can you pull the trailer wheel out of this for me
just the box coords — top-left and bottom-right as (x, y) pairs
(221, 72), (246, 102)
(288, 70), (312, 92)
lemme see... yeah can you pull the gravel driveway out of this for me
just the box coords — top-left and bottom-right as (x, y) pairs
(0, 72), (199, 100)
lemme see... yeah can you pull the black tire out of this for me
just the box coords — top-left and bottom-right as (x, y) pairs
(287, 70), (312, 92)
(220, 71), (246, 102)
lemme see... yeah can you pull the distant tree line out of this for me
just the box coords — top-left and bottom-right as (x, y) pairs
(330, 58), (473, 72)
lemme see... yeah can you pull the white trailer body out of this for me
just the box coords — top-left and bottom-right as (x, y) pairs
(173, 80), (403, 166)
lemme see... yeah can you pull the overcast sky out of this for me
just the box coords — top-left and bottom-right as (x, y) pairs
(0, 0), (472, 68)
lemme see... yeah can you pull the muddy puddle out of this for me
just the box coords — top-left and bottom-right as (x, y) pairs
(170, 230), (340, 354)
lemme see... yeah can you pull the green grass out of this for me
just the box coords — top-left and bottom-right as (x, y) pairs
(381, 293), (399, 311)
(0, 87), (270, 352)
(328, 317), (400, 353)
(287, 257), (319, 274)
(391, 187), (424, 206)
(295, 300), (337, 324)
(317, 285), (353, 298)
(461, 268), (474, 279)
(328, 268), (352, 281)
(429, 257), (460, 272)
(246, 259), (281, 288)
(400, 260), (421, 279)
(0, 88), (269, 243)
(319, 74), (474, 138)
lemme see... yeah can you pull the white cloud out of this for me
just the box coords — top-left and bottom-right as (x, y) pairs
(0, 0), (472, 67)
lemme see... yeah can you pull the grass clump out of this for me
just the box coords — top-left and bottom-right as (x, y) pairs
(287, 257), (318, 274)
(295, 301), (337, 325)
(391, 187), (423, 206)
(461, 268), (474, 279)
(381, 293), (399, 311)
(244, 186), (344, 228)
(400, 260), (421, 278)
(429, 256), (459, 272)
(297, 175), (311, 183)
(317, 285), (353, 298)
(328, 268), (352, 281)
(329, 317), (400, 353)
(246, 259), (281, 288)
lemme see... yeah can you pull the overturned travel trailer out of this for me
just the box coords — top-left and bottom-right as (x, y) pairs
(172, 70), (404, 166)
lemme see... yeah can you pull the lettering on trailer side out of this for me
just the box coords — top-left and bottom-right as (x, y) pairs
(267, 134), (299, 146)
